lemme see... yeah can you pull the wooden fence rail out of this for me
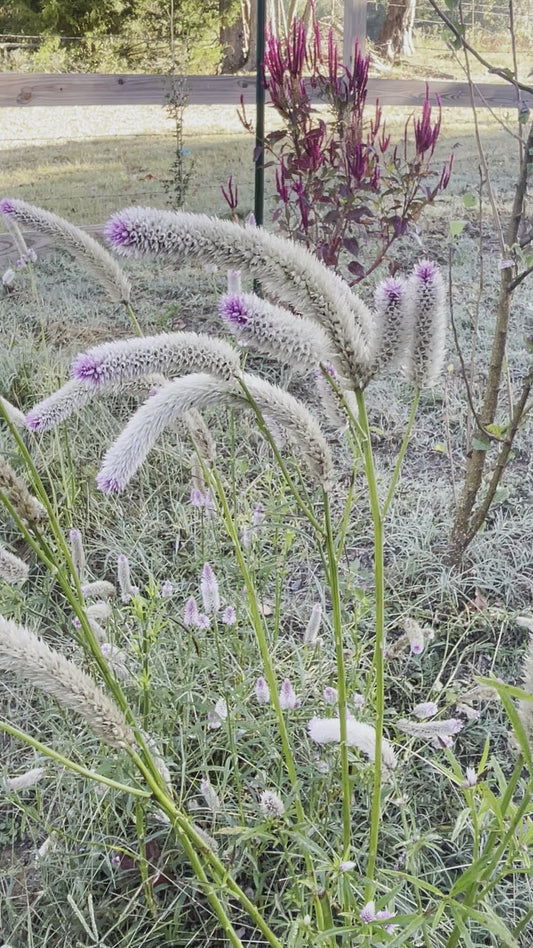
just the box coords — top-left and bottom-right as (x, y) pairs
(0, 73), (532, 109)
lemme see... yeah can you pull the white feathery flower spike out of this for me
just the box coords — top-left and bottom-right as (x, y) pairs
(308, 716), (396, 776)
(96, 371), (333, 493)
(371, 276), (413, 378)
(25, 379), (99, 432)
(71, 332), (240, 387)
(104, 206), (375, 383)
(0, 544), (29, 585)
(4, 766), (46, 791)
(0, 197), (132, 303)
(402, 260), (447, 387)
(0, 614), (134, 748)
(0, 396), (27, 429)
(219, 291), (335, 373)
(396, 718), (463, 739)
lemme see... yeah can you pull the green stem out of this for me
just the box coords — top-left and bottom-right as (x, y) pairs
(381, 388), (420, 519)
(0, 720), (150, 796)
(128, 748), (284, 948)
(124, 301), (144, 336)
(323, 491), (351, 860)
(236, 376), (325, 535)
(355, 390), (385, 899)
(209, 467), (328, 938)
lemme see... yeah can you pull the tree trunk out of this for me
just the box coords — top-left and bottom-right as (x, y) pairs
(219, 0), (257, 73)
(378, 0), (416, 60)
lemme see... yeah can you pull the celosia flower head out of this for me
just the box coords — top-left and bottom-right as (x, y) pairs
(0, 615), (134, 748)
(308, 716), (396, 776)
(254, 677), (270, 704)
(259, 789), (285, 817)
(103, 206), (375, 383)
(403, 259), (446, 387)
(1, 197), (131, 303)
(200, 562), (220, 614)
(279, 678), (299, 710)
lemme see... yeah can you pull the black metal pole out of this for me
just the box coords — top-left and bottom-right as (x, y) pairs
(254, 0), (266, 228)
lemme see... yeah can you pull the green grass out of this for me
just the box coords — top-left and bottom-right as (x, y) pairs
(0, 98), (532, 947)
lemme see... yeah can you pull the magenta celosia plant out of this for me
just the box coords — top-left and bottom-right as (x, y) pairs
(254, 18), (453, 284)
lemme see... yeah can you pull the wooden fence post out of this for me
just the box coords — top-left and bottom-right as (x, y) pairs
(343, 0), (368, 63)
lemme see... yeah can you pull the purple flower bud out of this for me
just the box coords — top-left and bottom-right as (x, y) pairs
(190, 488), (205, 508)
(200, 562), (220, 614)
(279, 678), (299, 710)
(413, 259), (439, 283)
(103, 216), (132, 248)
(221, 605), (236, 626)
(254, 677), (270, 704)
(160, 580), (173, 598)
(323, 686), (338, 706)
(184, 596), (199, 628)
(71, 354), (102, 384)
(219, 293), (249, 326)
(0, 199), (16, 215)
(197, 613), (211, 630)
(360, 901), (376, 923)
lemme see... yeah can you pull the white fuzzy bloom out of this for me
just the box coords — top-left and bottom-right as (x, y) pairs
(0, 544), (29, 585)
(25, 379), (100, 432)
(200, 562), (220, 614)
(96, 371), (333, 493)
(303, 603), (322, 646)
(69, 529), (86, 580)
(4, 766), (46, 791)
(208, 697), (228, 729)
(227, 269), (242, 293)
(0, 614), (134, 748)
(402, 260), (447, 388)
(0, 396), (27, 429)
(396, 718), (463, 739)
(81, 580), (116, 600)
(254, 677), (270, 704)
(323, 686), (338, 706)
(1, 198), (131, 303)
(243, 374), (334, 489)
(259, 789), (285, 817)
(371, 276), (413, 378)
(104, 206), (375, 383)
(402, 617), (430, 656)
(2, 267), (15, 286)
(308, 716), (396, 775)
(117, 554), (139, 603)
(71, 332), (240, 387)
(464, 766), (477, 787)
(412, 701), (438, 719)
(200, 778), (221, 812)
(100, 643), (130, 681)
(87, 601), (113, 624)
(219, 291), (334, 373)
(279, 678), (299, 710)
(339, 860), (356, 872)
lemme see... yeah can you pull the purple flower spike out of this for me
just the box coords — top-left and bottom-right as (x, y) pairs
(414, 259), (439, 283)
(380, 277), (405, 302)
(71, 353), (102, 384)
(0, 199), (16, 215)
(219, 293), (249, 326)
(25, 410), (42, 432)
(103, 216), (133, 248)
(96, 472), (122, 494)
